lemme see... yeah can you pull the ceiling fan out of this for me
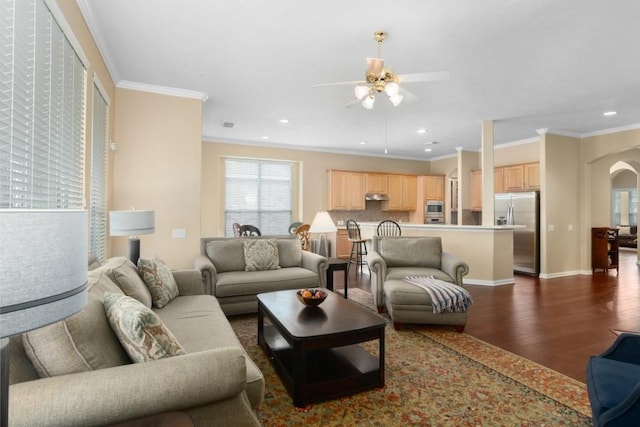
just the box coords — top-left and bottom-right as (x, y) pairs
(313, 31), (450, 109)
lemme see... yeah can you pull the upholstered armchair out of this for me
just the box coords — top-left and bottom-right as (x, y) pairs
(587, 332), (640, 426)
(367, 236), (469, 314)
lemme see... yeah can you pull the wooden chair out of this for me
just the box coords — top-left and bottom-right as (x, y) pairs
(346, 219), (369, 276)
(232, 223), (242, 237)
(294, 224), (311, 251)
(377, 219), (401, 237)
(239, 224), (261, 236)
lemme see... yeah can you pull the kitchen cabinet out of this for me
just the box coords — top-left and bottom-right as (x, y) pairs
(365, 173), (389, 194)
(524, 163), (540, 190)
(336, 229), (351, 259)
(494, 167), (504, 193)
(423, 175), (445, 200)
(383, 175), (417, 211)
(470, 170), (482, 211)
(503, 165), (525, 191)
(328, 170), (365, 211)
(591, 227), (619, 275)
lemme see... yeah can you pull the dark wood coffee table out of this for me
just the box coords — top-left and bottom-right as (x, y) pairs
(257, 289), (386, 407)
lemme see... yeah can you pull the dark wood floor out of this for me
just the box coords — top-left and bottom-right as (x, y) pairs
(341, 248), (640, 382)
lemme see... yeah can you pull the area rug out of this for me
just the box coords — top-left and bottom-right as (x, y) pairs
(230, 289), (592, 426)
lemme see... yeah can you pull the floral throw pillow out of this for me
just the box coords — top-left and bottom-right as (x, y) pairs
(103, 292), (185, 363)
(244, 238), (281, 271)
(137, 258), (179, 308)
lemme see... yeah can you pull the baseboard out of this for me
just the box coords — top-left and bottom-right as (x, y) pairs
(538, 270), (584, 279)
(464, 278), (515, 286)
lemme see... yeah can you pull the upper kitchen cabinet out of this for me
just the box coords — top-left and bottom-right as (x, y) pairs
(494, 167), (504, 193)
(423, 175), (445, 201)
(328, 170), (365, 210)
(383, 175), (417, 211)
(524, 163), (540, 190)
(365, 173), (389, 194)
(503, 164), (525, 191)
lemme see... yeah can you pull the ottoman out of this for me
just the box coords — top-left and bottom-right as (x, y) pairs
(383, 279), (468, 332)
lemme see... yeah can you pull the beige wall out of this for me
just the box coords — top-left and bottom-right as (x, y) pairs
(494, 140), (540, 166)
(201, 142), (431, 237)
(112, 89), (203, 269)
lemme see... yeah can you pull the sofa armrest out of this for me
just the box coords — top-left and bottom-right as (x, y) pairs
(366, 250), (387, 308)
(9, 347), (247, 427)
(194, 254), (217, 296)
(301, 251), (328, 288)
(173, 269), (205, 295)
(441, 252), (469, 286)
(600, 333), (640, 363)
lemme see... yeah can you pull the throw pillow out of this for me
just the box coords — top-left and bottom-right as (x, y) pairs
(103, 292), (185, 363)
(244, 238), (281, 271)
(618, 226), (631, 235)
(103, 257), (153, 308)
(137, 258), (179, 308)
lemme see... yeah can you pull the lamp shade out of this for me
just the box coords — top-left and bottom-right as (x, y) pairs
(109, 210), (155, 236)
(0, 209), (88, 338)
(309, 211), (337, 233)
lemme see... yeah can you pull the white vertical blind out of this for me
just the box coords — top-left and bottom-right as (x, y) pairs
(1, 0), (86, 209)
(89, 84), (108, 261)
(224, 158), (293, 236)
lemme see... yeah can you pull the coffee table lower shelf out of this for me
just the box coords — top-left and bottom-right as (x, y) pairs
(261, 324), (383, 407)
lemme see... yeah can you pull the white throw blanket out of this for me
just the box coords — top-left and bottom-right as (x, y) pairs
(403, 276), (473, 314)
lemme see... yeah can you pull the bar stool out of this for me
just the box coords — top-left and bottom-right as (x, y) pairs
(346, 219), (370, 276)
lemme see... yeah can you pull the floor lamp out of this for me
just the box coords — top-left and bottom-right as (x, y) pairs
(0, 209), (89, 427)
(109, 210), (155, 265)
(310, 211), (337, 258)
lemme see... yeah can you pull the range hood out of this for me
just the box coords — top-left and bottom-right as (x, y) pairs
(365, 193), (389, 201)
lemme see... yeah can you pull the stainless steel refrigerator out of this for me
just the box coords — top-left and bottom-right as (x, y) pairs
(495, 191), (540, 275)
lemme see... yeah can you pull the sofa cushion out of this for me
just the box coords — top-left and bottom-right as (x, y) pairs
(243, 239), (280, 271)
(138, 258), (179, 308)
(379, 237), (442, 269)
(215, 268), (318, 298)
(102, 257), (153, 308)
(206, 239), (246, 273)
(618, 225), (631, 235)
(22, 270), (131, 378)
(104, 292), (185, 363)
(277, 238), (302, 268)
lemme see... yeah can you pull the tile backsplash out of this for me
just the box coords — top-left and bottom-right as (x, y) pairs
(328, 201), (410, 226)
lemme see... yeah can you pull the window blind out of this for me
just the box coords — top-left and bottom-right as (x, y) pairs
(224, 158), (293, 236)
(1, 0), (86, 209)
(89, 84), (108, 262)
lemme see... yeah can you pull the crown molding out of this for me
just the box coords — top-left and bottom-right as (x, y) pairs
(117, 81), (209, 102)
(76, 0), (117, 81)
(580, 122), (640, 138)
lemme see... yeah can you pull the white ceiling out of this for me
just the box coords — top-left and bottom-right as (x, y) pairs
(78, 0), (640, 160)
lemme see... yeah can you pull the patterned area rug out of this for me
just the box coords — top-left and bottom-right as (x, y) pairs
(229, 289), (592, 426)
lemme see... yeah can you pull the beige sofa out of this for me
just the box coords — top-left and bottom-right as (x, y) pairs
(8, 257), (264, 427)
(194, 236), (328, 316)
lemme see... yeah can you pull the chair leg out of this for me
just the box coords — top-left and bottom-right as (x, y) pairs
(393, 322), (403, 331)
(455, 325), (466, 333)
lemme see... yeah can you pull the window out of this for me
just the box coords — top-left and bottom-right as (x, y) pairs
(89, 83), (108, 262)
(612, 189), (638, 226)
(1, 0), (87, 209)
(224, 158), (294, 236)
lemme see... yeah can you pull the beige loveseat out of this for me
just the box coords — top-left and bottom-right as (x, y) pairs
(8, 257), (264, 427)
(194, 236), (328, 316)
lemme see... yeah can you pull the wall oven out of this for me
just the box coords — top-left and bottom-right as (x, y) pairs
(425, 200), (444, 223)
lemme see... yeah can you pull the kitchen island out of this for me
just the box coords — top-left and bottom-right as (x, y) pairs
(353, 222), (516, 286)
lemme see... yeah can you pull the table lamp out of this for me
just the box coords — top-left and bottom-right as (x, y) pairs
(1, 209), (88, 426)
(109, 210), (155, 265)
(310, 211), (337, 258)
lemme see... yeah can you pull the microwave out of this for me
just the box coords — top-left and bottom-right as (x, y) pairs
(425, 200), (444, 217)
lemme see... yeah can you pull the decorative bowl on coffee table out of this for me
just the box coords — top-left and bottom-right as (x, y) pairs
(296, 289), (327, 307)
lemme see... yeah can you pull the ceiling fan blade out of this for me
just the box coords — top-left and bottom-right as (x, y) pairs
(343, 98), (362, 108)
(397, 71), (450, 83)
(366, 57), (385, 76)
(312, 80), (365, 88)
(399, 86), (419, 104)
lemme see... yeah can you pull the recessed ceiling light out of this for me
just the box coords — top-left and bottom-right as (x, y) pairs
(359, 141), (368, 145)
(417, 129), (427, 134)
(279, 119), (290, 124)
(603, 111), (617, 117)
(261, 136), (269, 140)
(424, 148), (432, 152)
